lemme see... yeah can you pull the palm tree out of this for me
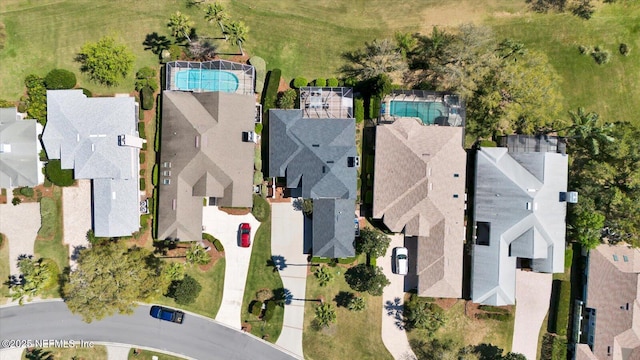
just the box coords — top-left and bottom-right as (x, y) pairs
(340, 38), (407, 81)
(314, 266), (334, 287)
(226, 20), (249, 56)
(168, 11), (194, 42)
(314, 303), (336, 328)
(25, 348), (53, 360)
(564, 107), (615, 156)
(204, 2), (228, 39)
(347, 296), (366, 312)
(185, 244), (211, 266)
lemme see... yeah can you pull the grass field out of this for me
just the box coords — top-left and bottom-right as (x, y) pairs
(302, 259), (392, 360)
(21, 345), (107, 360)
(241, 218), (285, 342)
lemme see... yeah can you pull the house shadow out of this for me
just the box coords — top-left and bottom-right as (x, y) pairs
(303, 215), (313, 254)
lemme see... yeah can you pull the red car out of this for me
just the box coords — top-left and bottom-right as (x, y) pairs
(240, 223), (251, 247)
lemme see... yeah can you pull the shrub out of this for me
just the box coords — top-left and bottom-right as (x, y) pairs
(139, 152), (146, 164)
(168, 44), (182, 61)
(139, 178), (146, 191)
(44, 69), (77, 90)
(592, 47), (611, 65)
(255, 123), (263, 134)
(167, 274), (202, 305)
(327, 78), (339, 87)
(255, 156), (262, 171)
(262, 69), (281, 112)
(203, 232), (225, 252)
(11, 197), (21, 206)
(80, 87), (92, 97)
(337, 257), (357, 264)
(277, 88), (297, 109)
(314, 266), (334, 286)
(578, 45), (592, 55)
(354, 98), (365, 123)
(138, 122), (146, 139)
(249, 56), (267, 93)
(310, 256), (332, 264)
(251, 300), (263, 316)
(45, 160), (74, 186)
(19, 187), (34, 198)
(152, 164), (159, 186)
(478, 140), (497, 147)
(140, 85), (154, 110)
(292, 77), (308, 88)
(256, 288), (274, 302)
(135, 66), (158, 92)
(315, 78), (326, 87)
(263, 300), (276, 321)
(24, 74), (47, 124)
(620, 43), (630, 56)
(253, 171), (263, 186)
(347, 296), (366, 312)
(252, 194), (270, 222)
(77, 36), (135, 86)
(475, 312), (511, 321)
(369, 95), (381, 119)
(572, 0), (595, 20)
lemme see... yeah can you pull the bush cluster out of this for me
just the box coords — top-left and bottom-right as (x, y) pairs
(263, 300), (276, 322)
(292, 77), (308, 88)
(592, 46), (611, 65)
(140, 86), (154, 110)
(327, 78), (339, 87)
(167, 274), (202, 305)
(314, 78), (326, 87)
(44, 69), (77, 90)
(249, 56), (267, 93)
(19, 187), (34, 197)
(135, 67), (159, 92)
(24, 75), (47, 125)
(262, 69), (282, 112)
(277, 88), (297, 109)
(251, 300), (263, 316)
(620, 43), (630, 56)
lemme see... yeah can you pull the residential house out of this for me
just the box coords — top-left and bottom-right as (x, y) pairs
(372, 93), (466, 298)
(0, 107), (40, 188)
(269, 108), (357, 258)
(42, 90), (142, 237)
(575, 244), (640, 360)
(471, 135), (569, 305)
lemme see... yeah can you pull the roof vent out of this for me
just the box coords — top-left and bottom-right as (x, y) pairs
(0, 144), (11, 153)
(327, 160), (334, 164)
(312, 144), (320, 148)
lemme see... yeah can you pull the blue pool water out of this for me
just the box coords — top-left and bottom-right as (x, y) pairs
(389, 101), (448, 125)
(174, 69), (239, 92)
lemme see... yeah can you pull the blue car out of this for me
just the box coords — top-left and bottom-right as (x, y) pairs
(150, 305), (184, 324)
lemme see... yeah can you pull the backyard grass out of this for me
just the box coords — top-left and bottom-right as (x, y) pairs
(0, 235), (10, 302)
(128, 348), (187, 360)
(0, 0), (527, 99)
(490, 3), (640, 126)
(152, 257), (225, 319)
(302, 258), (392, 360)
(21, 345), (107, 360)
(241, 218), (285, 342)
(407, 300), (515, 354)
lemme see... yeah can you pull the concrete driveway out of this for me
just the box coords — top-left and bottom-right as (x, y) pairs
(270, 201), (306, 359)
(62, 180), (92, 270)
(202, 206), (260, 330)
(378, 234), (417, 360)
(0, 202), (41, 276)
(512, 270), (552, 360)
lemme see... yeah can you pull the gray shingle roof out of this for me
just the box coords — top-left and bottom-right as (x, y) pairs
(577, 244), (640, 360)
(312, 198), (356, 258)
(372, 118), (466, 298)
(42, 90), (140, 237)
(268, 110), (357, 200)
(471, 141), (568, 306)
(157, 91), (255, 241)
(0, 108), (39, 188)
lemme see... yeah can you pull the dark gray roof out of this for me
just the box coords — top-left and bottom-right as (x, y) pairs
(42, 90), (141, 238)
(312, 198), (356, 258)
(268, 110), (357, 200)
(157, 91), (255, 241)
(471, 144), (568, 305)
(0, 108), (39, 188)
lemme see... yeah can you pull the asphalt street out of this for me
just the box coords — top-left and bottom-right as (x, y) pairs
(0, 301), (299, 360)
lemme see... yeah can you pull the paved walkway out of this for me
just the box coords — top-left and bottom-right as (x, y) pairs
(512, 270), (553, 360)
(62, 180), (92, 269)
(0, 202), (41, 276)
(106, 344), (131, 360)
(0, 348), (22, 360)
(202, 206), (260, 330)
(378, 234), (417, 360)
(271, 201), (306, 359)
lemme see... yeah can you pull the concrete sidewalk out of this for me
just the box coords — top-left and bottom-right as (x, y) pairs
(0, 202), (41, 276)
(271, 202), (306, 359)
(379, 234), (417, 360)
(202, 206), (260, 330)
(512, 270), (552, 360)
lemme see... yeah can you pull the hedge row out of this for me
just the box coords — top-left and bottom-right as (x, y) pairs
(262, 69), (282, 113)
(202, 233), (225, 252)
(249, 56), (266, 94)
(24, 74), (47, 125)
(138, 122), (146, 139)
(140, 85), (154, 110)
(152, 164), (158, 187)
(369, 95), (381, 119)
(475, 311), (511, 321)
(354, 98), (364, 123)
(140, 178), (146, 191)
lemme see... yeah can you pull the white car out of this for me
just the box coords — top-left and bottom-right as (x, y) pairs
(394, 247), (408, 275)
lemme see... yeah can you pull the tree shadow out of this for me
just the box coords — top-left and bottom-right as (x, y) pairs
(70, 245), (86, 261)
(267, 255), (288, 271)
(384, 297), (407, 329)
(466, 343), (504, 360)
(272, 287), (293, 306)
(292, 198), (303, 211)
(334, 291), (354, 307)
(143, 32), (171, 55)
(153, 238), (178, 255)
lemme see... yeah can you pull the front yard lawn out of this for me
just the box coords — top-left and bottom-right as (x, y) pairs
(21, 345), (107, 360)
(303, 257), (392, 360)
(0, 235), (10, 303)
(128, 348), (187, 360)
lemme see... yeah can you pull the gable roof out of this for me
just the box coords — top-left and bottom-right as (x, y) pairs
(471, 142), (568, 305)
(312, 198), (356, 258)
(42, 90), (141, 237)
(157, 91), (255, 241)
(268, 110), (357, 200)
(577, 244), (640, 360)
(0, 108), (39, 188)
(372, 118), (466, 298)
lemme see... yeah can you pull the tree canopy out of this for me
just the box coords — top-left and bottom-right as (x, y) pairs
(63, 242), (163, 322)
(355, 227), (391, 258)
(77, 36), (135, 86)
(341, 38), (407, 81)
(168, 11), (194, 42)
(344, 264), (390, 296)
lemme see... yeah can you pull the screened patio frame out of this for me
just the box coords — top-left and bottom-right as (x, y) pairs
(165, 60), (255, 95)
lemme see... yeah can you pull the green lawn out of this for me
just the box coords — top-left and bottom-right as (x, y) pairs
(152, 257), (225, 319)
(407, 300), (515, 354)
(241, 218), (285, 342)
(490, 2), (640, 125)
(303, 258), (392, 360)
(21, 345), (107, 360)
(128, 348), (187, 360)
(0, 235), (10, 303)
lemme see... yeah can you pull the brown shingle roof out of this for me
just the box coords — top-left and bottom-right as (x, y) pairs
(582, 244), (640, 360)
(372, 118), (466, 298)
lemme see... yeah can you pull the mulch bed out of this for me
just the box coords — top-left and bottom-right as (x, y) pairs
(218, 207), (251, 216)
(162, 239), (225, 272)
(435, 297), (459, 310)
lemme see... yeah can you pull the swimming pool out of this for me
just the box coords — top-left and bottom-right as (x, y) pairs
(388, 101), (448, 125)
(174, 69), (239, 92)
